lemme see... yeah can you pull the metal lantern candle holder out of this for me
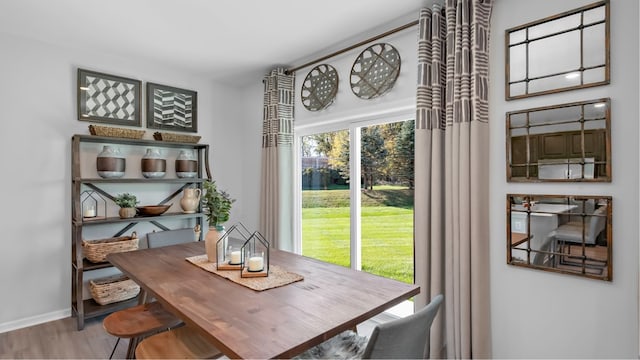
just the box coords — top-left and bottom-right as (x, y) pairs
(80, 190), (106, 220)
(216, 222), (252, 271)
(240, 231), (269, 278)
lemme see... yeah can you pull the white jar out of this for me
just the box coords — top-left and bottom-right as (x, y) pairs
(141, 148), (166, 178)
(175, 150), (198, 178)
(96, 146), (125, 178)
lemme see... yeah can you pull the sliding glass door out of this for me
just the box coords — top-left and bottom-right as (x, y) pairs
(300, 129), (351, 267)
(298, 119), (414, 284)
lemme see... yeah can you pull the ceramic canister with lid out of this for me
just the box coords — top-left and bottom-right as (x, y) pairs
(175, 150), (198, 178)
(141, 148), (166, 178)
(96, 145), (125, 178)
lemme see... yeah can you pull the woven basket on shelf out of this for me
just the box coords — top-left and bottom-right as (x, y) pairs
(153, 131), (201, 144)
(82, 232), (139, 263)
(90, 274), (140, 305)
(89, 125), (145, 139)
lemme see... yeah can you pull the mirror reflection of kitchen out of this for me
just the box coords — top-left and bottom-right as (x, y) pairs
(507, 194), (612, 281)
(506, 0), (609, 99)
(507, 98), (611, 182)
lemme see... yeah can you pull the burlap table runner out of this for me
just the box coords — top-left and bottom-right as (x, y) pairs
(185, 254), (304, 291)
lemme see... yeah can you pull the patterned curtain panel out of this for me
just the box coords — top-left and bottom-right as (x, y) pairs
(260, 68), (295, 251)
(414, 0), (492, 358)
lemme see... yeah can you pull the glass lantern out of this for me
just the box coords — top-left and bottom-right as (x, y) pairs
(240, 231), (269, 278)
(80, 190), (106, 220)
(216, 222), (252, 271)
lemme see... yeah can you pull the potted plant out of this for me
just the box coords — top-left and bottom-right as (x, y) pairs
(202, 180), (235, 262)
(114, 193), (138, 219)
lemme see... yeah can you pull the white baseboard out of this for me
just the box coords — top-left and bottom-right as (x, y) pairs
(0, 308), (71, 334)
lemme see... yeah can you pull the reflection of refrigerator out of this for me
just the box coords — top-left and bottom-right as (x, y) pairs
(538, 158), (594, 179)
(511, 211), (528, 261)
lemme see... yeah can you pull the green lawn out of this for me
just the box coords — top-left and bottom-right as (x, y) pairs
(301, 187), (414, 284)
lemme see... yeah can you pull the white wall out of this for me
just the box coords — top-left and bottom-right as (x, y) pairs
(0, 33), (247, 331)
(490, 0), (639, 358)
(237, 81), (264, 231)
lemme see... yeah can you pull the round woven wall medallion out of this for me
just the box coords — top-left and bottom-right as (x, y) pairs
(350, 43), (401, 100)
(301, 64), (339, 111)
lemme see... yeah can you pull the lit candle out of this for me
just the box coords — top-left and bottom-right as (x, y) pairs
(248, 256), (264, 272)
(83, 207), (96, 217)
(230, 251), (241, 264)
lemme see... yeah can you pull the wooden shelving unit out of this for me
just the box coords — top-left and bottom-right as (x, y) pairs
(71, 134), (211, 330)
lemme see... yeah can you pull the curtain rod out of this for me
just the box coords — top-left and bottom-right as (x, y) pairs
(285, 20), (419, 75)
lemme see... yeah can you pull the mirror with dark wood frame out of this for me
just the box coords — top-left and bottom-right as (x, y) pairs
(505, 0), (609, 100)
(506, 98), (610, 182)
(507, 194), (612, 281)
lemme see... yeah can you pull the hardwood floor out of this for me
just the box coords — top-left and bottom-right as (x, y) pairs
(0, 314), (382, 359)
(0, 315), (124, 359)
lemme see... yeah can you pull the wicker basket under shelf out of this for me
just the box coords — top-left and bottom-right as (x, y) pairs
(90, 274), (140, 305)
(82, 232), (139, 263)
(153, 131), (201, 144)
(89, 125), (145, 139)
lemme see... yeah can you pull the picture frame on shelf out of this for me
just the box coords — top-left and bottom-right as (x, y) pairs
(146, 82), (198, 133)
(77, 68), (142, 126)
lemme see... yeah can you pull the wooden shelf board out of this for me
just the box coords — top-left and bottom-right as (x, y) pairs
(82, 259), (113, 271)
(74, 134), (209, 148)
(81, 297), (140, 319)
(74, 178), (206, 184)
(75, 212), (204, 226)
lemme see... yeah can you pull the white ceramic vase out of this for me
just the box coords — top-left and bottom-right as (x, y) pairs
(141, 148), (166, 178)
(180, 188), (201, 213)
(204, 225), (226, 263)
(175, 150), (198, 178)
(96, 145), (125, 178)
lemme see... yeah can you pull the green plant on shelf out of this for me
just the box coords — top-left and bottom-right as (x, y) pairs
(113, 193), (138, 208)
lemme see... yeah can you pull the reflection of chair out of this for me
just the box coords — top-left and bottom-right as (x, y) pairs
(554, 205), (607, 246)
(548, 205), (608, 272)
(532, 235), (554, 266)
(103, 228), (197, 358)
(294, 294), (444, 359)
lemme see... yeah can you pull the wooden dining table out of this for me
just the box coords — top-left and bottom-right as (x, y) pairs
(107, 241), (420, 359)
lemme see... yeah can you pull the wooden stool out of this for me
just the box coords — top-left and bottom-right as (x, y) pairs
(135, 325), (222, 359)
(103, 301), (182, 359)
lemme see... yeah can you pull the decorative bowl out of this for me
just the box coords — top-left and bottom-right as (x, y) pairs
(136, 204), (171, 216)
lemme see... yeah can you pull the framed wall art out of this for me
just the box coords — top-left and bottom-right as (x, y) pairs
(146, 83), (198, 133)
(77, 68), (142, 126)
(506, 193), (612, 281)
(505, 0), (609, 100)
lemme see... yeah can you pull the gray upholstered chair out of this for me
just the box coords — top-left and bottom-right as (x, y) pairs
(295, 294), (444, 359)
(553, 205), (607, 246)
(539, 205), (608, 270)
(103, 227), (197, 359)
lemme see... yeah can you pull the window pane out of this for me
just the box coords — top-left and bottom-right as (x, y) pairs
(301, 130), (351, 267)
(360, 121), (414, 284)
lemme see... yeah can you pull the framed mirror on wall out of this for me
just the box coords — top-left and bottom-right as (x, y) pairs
(507, 194), (612, 281)
(505, 0), (610, 100)
(506, 98), (611, 182)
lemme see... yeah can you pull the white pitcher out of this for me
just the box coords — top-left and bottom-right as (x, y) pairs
(180, 188), (202, 213)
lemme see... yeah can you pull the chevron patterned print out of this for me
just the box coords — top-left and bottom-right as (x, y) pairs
(152, 89), (193, 129)
(84, 76), (136, 120)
